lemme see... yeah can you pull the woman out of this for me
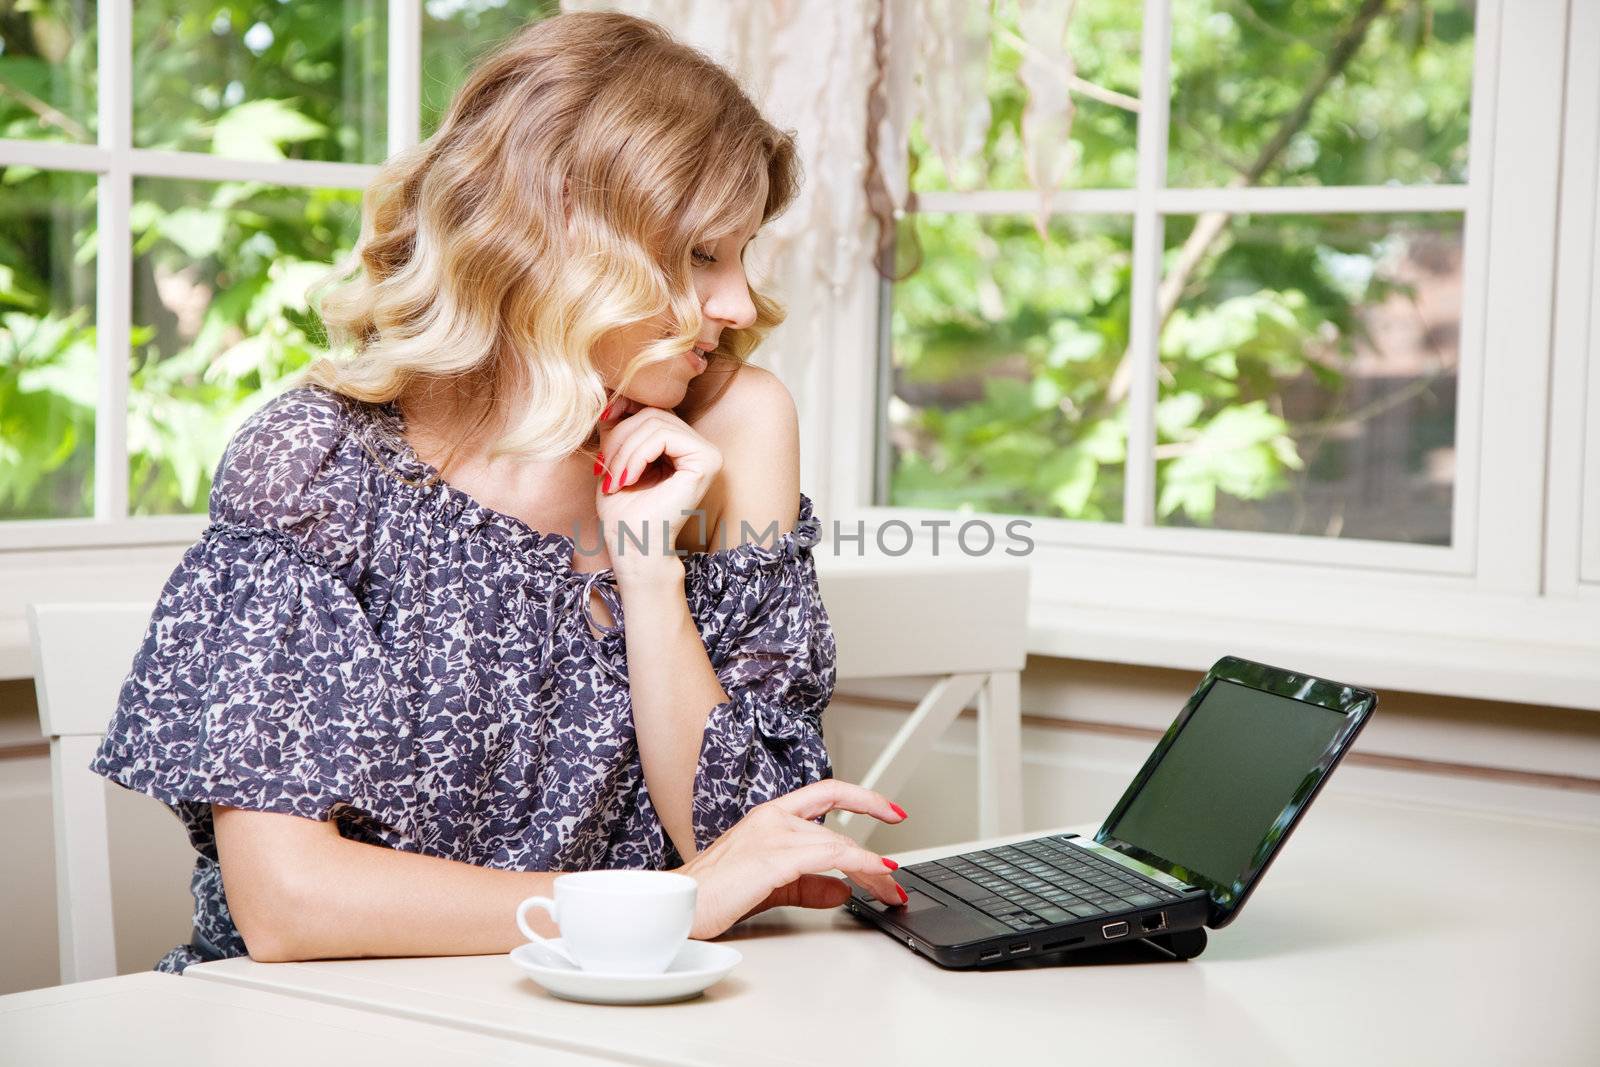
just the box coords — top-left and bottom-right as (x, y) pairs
(90, 11), (909, 973)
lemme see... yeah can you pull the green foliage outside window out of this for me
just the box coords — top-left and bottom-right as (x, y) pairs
(0, 0), (1475, 541)
(0, 0), (552, 520)
(895, 0), (1473, 543)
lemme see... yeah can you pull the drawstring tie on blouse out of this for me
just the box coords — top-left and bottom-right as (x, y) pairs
(563, 569), (629, 686)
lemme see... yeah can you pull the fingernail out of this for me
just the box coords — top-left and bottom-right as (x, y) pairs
(897, 885), (909, 904)
(603, 474), (611, 492)
(619, 468), (628, 486)
(882, 857), (899, 871)
(592, 459), (601, 476)
(890, 802), (908, 819)
(601, 403), (612, 420)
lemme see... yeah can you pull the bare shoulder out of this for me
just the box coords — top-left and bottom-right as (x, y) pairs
(677, 361), (801, 552)
(681, 360), (793, 433)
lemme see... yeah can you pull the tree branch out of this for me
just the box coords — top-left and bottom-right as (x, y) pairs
(1105, 0), (1391, 407)
(0, 82), (90, 142)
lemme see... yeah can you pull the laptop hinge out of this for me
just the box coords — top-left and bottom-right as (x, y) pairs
(1072, 837), (1200, 894)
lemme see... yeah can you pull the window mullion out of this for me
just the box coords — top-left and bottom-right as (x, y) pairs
(94, 0), (132, 523)
(0, 139), (108, 172)
(913, 186), (1473, 218)
(388, 0), (423, 156)
(1155, 185), (1471, 214)
(1121, 0), (1173, 529)
(127, 149), (377, 189)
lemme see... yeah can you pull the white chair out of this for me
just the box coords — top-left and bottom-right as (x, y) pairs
(28, 602), (157, 983)
(815, 558), (1029, 846)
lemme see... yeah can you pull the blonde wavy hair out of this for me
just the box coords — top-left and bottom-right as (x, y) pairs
(303, 10), (801, 462)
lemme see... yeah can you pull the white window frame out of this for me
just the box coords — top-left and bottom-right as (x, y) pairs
(827, 0), (1600, 710)
(1548, 0), (1600, 596)
(1, 1), (1593, 703)
(0, 0), (422, 551)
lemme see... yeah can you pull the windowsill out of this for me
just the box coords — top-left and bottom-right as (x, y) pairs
(815, 498), (1600, 712)
(3, 543), (1596, 714)
(1027, 599), (1600, 713)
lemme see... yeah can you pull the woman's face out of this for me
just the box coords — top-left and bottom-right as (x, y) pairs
(590, 190), (767, 410)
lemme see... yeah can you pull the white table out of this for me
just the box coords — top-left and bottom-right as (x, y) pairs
(183, 789), (1600, 1066)
(0, 970), (617, 1066)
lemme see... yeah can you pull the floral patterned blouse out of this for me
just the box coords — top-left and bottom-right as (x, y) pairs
(88, 384), (837, 973)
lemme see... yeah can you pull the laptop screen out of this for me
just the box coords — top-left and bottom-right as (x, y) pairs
(1100, 677), (1352, 908)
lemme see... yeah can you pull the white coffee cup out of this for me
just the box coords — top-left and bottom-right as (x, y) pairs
(516, 870), (697, 974)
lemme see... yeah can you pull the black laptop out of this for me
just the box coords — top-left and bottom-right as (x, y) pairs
(845, 655), (1377, 967)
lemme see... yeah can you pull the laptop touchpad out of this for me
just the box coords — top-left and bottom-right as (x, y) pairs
(865, 889), (944, 915)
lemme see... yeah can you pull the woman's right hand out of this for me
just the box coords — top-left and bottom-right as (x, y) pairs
(676, 779), (910, 941)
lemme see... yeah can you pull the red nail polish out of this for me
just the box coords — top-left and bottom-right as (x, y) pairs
(592, 460), (601, 476)
(882, 857), (899, 871)
(897, 885), (908, 904)
(603, 474), (611, 492)
(890, 802), (908, 819)
(601, 403), (611, 420)
(619, 468), (628, 486)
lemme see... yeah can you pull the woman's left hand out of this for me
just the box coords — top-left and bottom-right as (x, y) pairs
(595, 397), (722, 579)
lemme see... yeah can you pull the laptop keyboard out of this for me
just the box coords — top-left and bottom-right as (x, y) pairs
(904, 835), (1184, 932)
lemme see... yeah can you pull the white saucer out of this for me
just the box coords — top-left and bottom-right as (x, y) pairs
(509, 939), (742, 1005)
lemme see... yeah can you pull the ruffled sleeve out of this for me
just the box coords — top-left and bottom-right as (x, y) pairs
(682, 493), (838, 852)
(88, 387), (417, 855)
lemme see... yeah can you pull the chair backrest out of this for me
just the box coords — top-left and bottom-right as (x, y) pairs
(28, 602), (156, 983)
(814, 557), (1030, 680)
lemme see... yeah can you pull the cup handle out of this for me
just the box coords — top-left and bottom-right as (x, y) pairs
(515, 896), (578, 967)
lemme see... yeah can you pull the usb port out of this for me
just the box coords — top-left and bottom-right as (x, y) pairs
(1008, 942), (1031, 955)
(979, 949), (1003, 962)
(1102, 921), (1129, 939)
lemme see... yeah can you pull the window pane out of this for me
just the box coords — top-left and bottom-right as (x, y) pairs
(1168, 1), (1475, 187)
(0, 0), (96, 143)
(422, 1), (555, 139)
(0, 168), (96, 520)
(133, 2), (387, 163)
(886, 213), (1132, 522)
(129, 178), (361, 516)
(911, 0), (1141, 193)
(1155, 213), (1461, 544)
